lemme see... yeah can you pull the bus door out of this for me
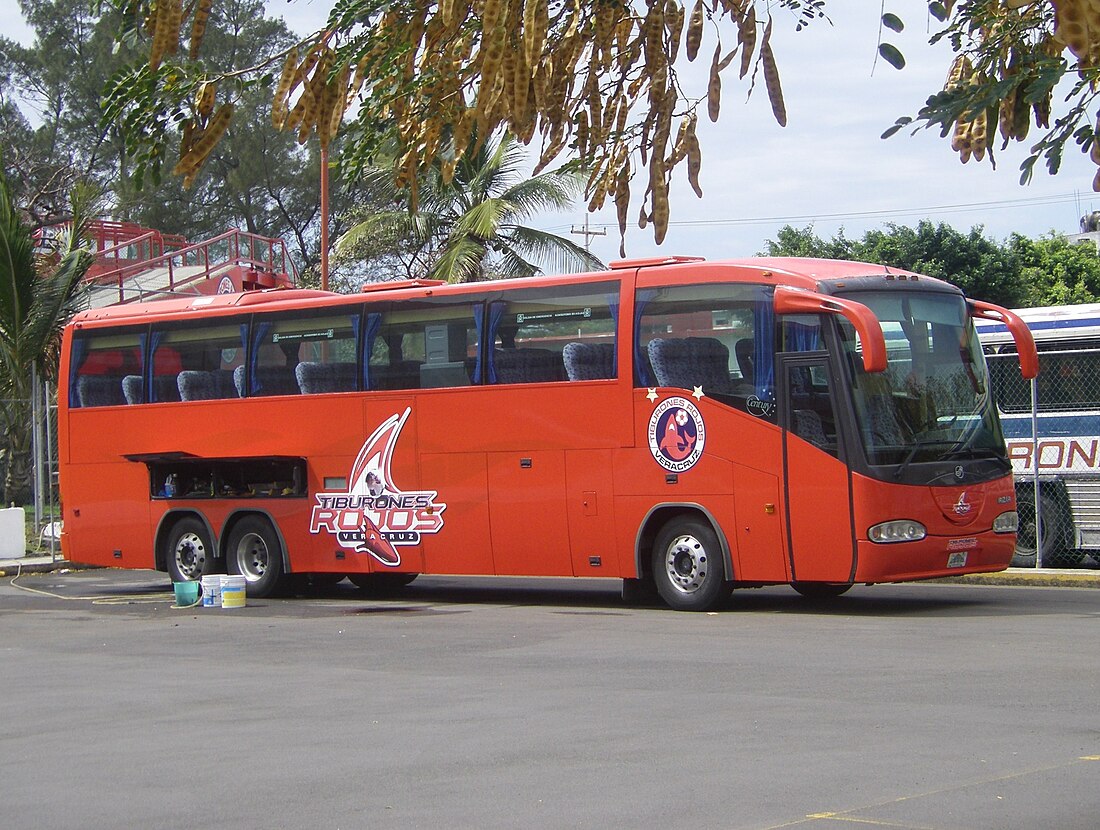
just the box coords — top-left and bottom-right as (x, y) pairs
(778, 355), (857, 583)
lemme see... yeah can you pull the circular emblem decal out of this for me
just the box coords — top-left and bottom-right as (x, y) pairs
(217, 276), (235, 294)
(648, 397), (706, 472)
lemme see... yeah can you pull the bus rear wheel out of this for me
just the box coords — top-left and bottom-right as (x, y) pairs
(165, 517), (214, 583)
(652, 518), (732, 611)
(226, 516), (287, 598)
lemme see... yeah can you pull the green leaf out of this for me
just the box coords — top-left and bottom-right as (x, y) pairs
(882, 13), (904, 33)
(928, 2), (948, 23)
(878, 43), (906, 71)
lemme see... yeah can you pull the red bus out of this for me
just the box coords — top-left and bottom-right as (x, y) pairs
(57, 257), (1038, 610)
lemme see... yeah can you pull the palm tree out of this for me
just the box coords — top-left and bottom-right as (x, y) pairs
(0, 174), (94, 504)
(336, 132), (604, 283)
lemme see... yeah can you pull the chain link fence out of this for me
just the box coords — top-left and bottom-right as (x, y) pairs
(987, 346), (1100, 569)
(3, 373), (61, 558)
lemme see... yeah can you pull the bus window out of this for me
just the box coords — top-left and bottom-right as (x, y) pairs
(366, 300), (479, 389)
(247, 311), (360, 396)
(152, 321), (246, 402)
(636, 283), (775, 419)
(486, 285), (618, 384)
(69, 329), (143, 408)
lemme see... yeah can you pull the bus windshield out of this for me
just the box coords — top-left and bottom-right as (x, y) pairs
(836, 290), (1006, 472)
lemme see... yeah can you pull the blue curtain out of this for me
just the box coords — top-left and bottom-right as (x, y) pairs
(68, 337), (90, 408)
(474, 302), (506, 383)
(753, 286), (775, 404)
(248, 321), (271, 394)
(633, 288), (658, 385)
(361, 312), (382, 390)
(143, 329), (165, 402)
(785, 321), (821, 352)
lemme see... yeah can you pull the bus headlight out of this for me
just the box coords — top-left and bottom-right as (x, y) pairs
(993, 511), (1018, 534)
(868, 520), (927, 544)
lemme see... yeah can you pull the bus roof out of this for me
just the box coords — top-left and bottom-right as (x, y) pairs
(975, 302), (1100, 343)
(68, 256), (958, 329)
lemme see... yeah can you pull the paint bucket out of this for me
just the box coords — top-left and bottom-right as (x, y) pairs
(220, 574), (246, 608)
(201, 574), (222, 607)
(172, 580), (199, 606)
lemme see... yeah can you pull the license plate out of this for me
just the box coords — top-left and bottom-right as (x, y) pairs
(947, 551), (968, 568)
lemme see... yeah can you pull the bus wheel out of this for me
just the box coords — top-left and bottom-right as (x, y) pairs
(166, 517), (214, 583)
(348, 573), (418, 595)
(792, 582), (852, 599)
(652, 518), (732, 611)
(1013, 491), (1078, 568)
(226, 516), (286, 598)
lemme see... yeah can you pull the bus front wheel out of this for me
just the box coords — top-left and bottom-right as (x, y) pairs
(226, 516), (287, 598)
(165, 517), (215, 583)
(652, 518), (732, 611)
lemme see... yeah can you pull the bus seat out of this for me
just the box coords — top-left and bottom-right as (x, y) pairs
(494, 348), (566, 384)
(122, 375), (143, 405)
(735, 339), (755, 383)
(75, 375), (126, 408)
(866, 397), (906, 446)
(648, 337), (736, 394)
(792, 409), (827, 448)
(563, 342), (615, 380)
(296, 362), (358, 394)
(178, 370), (217, 401)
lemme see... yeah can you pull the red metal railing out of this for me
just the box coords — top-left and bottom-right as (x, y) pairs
(87, 228), (299, 304)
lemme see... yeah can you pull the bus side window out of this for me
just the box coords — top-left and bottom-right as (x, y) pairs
(635, 283), (772, 417)
(152, 321), (246, 402)
(486, 284), (618, 385)
(366, 300), (479, 390)
(68, 330), (143, 408)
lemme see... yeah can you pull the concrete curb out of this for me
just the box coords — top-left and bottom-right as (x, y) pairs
(0, 558), (104, 577)
(931, 568), (1100, 588)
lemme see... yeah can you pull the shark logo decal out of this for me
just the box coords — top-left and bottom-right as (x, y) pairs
(309, 408), (446, 567)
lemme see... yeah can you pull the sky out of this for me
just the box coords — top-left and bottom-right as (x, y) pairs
(4, 1), (1099, 267)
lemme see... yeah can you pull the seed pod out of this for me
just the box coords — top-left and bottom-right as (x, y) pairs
(686, 0), (704, 61)
(188, 0), (212, 59)
(272, 49), (299, 129)
(150, 0), (182, 70)
(651, 177), (670, 245)
(196, 80), (216, 120)
(737, 1), (756, 79)
(707, 42), (722, 121)
(760, 24), (786, 127)
(173, 102), (233, 176)
(523, 0), (548, 70)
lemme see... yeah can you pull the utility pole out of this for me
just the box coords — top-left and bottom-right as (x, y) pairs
(571, 215), (606, 252)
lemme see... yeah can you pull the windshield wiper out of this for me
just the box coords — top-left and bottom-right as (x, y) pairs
(892, 438), (956, 480)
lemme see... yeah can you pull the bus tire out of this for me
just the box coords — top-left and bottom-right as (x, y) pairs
(1013, 491), (1078, 568)
(652, 517), (732, 611)
(348, 573), (418, 594)
(165, 517), (215, 583)
(226, 516), (287, 598)
(792, 582), (852, 599)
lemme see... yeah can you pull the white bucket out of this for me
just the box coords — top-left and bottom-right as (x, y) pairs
(220, 574), (246, 608)
(201, 574), (222, 607)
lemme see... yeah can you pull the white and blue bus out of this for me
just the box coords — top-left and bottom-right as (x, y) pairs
(978, 303), (1100, 567)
